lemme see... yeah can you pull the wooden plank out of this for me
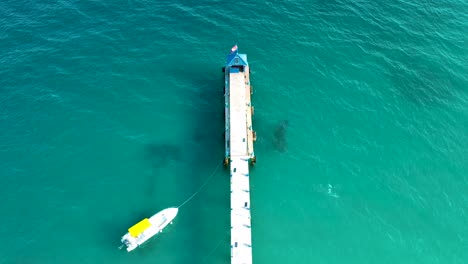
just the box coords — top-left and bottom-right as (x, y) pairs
(244, 66), (254, 157)
(229, 72), (248, 157)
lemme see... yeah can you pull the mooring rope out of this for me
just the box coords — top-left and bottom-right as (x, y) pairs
(177, 160), (223, 209)
(118, 160), (224, 251)
(201, 233), (230, 263)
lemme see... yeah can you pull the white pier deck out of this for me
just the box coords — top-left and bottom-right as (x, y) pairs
(227, 65), (254, 264)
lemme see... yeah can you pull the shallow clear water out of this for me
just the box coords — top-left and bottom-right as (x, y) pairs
(0, 0), (467, 263)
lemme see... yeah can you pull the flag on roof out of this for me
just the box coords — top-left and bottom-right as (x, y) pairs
(230, 44), (238, 53)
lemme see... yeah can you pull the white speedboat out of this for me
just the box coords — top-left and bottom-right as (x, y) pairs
(120, 207), (178, 252)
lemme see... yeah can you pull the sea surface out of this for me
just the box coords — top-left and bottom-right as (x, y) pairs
(0, 0), (467, 263)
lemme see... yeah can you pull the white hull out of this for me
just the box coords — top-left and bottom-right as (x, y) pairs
(121, 207), (178, 252)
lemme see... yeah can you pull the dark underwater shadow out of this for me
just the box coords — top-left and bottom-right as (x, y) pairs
(145, 143), (183, 164)
(273, 119), (289, 153)
(384, 53), (456, 107)
(143, 142), (183, 199)
(256, 118), (290, 154)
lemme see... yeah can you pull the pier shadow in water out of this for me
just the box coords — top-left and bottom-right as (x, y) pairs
(168, 61), (225, 164)
(144, 143), (183, 167)
(141, 63), (228, 263)
(143, 142), (188, 201)
(176, 65), (228, 263)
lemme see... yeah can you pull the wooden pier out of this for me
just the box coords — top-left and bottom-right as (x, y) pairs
(224, 46), (255, 264)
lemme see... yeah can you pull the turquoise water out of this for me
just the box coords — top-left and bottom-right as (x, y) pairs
(0, 0), (467, 263)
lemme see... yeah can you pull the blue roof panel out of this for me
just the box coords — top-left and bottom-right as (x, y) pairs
(226, 52), (248, 66)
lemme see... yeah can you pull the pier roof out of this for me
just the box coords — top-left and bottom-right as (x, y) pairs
(226, 52), (248, 67)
